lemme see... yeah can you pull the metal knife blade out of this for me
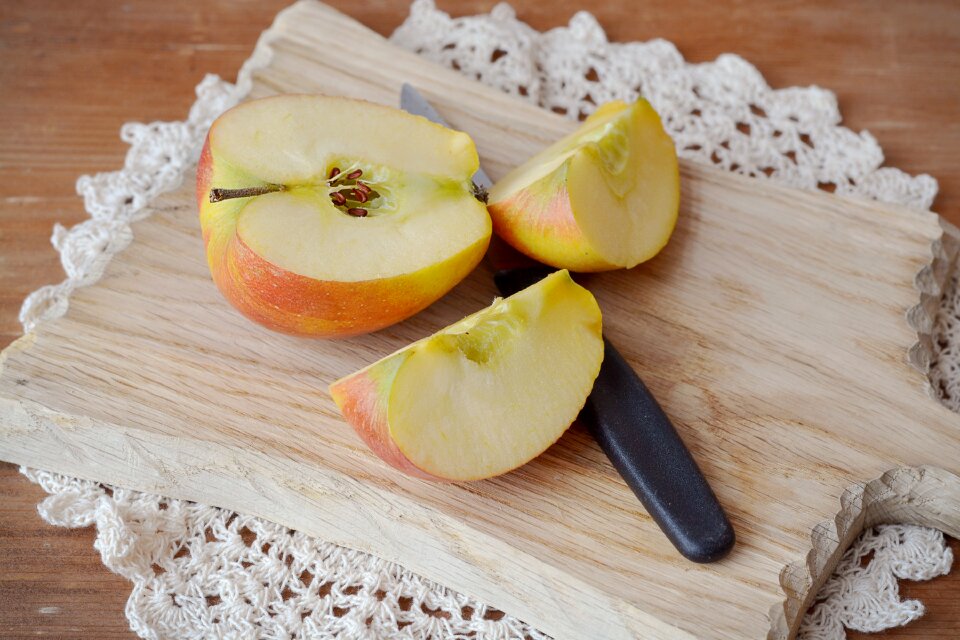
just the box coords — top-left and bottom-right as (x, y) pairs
(401, 83), (492, 190)
(399, 83), (735, 563)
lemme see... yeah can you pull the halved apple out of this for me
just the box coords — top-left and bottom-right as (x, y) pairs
(487, 99), (679, 272)
(329, 270), (603, 481)
(197, 94), (491, 337)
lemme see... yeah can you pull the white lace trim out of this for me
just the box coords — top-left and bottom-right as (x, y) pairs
(391, 0), (937, 209)
(21, 467), (546, 640)
(14, 1), (954, 638)
(798, 525), (953, 638)
(932, 273), (960, 412)
(18, 75), (240, 334)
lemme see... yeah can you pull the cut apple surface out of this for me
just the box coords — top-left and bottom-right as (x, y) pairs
(329, 270), (604, 481)
(488, 99), (679, 272)
(197, 94), (491, 337)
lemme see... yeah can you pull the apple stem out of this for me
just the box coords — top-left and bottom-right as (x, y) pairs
(472, 182), (489, 204)
(209, 185), (284, 203)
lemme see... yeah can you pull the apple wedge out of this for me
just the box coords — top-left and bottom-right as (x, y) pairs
(197, 94), (491, 338)
(488, 99), (679, 272)
(330, 270), (604, 481)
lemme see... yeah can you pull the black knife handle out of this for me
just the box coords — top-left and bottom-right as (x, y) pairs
(494, 267), (735, 562)
(582, 340), (735, 562)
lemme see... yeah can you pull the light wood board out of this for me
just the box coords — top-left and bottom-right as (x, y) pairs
(1, 2), (959, 638)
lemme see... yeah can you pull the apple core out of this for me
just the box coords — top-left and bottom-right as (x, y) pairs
(197, 94), (492, 337)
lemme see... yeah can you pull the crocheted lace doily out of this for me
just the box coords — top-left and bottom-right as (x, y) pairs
(15, 2), (955, 638)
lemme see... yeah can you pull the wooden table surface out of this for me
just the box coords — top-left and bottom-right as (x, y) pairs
(1, 1), (958, 638)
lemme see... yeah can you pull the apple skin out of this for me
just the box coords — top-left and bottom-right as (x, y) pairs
(329, 355), (442, 481)
(488, 166), (620, 273)
(197, 135), (490, 338)
(196, 134), (215, 212)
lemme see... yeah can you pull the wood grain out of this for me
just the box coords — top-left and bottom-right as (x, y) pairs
(0, 465), (133, 639)
(1, 1), (959, 638)
(1, 3), (959, 638)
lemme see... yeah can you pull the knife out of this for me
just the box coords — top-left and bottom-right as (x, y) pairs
(400, 84), (735, 563)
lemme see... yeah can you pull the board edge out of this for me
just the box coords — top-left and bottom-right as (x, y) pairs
(767, 465), (960, 639)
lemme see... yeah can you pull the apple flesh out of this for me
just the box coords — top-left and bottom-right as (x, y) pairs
(197, 94), (491, 337)
(487, 99), (680, 272)
(329, 270), (604, 481)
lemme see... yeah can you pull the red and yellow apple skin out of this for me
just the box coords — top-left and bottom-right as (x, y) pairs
(488, 167), (614, 272)
(196, 96), (492, 338)
(329, 353), (440, 481)
(487, 99), (680, 273)
(210, 233), (489, 338)
(329, 270), (604, 482)
(196, 135), (215, 213)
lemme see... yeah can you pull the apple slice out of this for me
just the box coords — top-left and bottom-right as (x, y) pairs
(197, 94), (491, 338)
(329, 270), (603, 481)
(487, 99), (679, 272)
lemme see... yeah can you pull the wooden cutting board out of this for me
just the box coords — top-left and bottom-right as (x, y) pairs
(2, 2), (959, 638)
